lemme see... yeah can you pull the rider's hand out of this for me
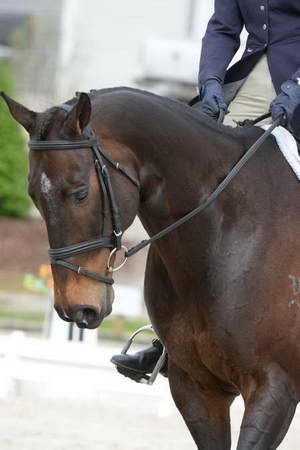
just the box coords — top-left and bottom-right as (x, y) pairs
(199, 79), (228, 121)
(270, 78), (300, 127)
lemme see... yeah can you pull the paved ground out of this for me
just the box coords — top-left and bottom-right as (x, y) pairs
(0, 334), (194, 450)
(0, 395), (194, 450)
(1, 396), (300, 450)
(0, 333), (300, 449)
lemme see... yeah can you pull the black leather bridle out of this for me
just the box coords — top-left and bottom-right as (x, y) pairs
(28, 103), (140, 285)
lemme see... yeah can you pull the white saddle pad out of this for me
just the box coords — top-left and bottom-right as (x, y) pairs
(261, 125), (300, 180)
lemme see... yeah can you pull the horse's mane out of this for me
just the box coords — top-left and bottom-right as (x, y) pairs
(87, 86), (256, 143)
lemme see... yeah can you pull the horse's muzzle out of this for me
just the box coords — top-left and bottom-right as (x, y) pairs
(54, 303), (102, 329)
(54, 285), (114, 329)
(54, 301), (112, 329)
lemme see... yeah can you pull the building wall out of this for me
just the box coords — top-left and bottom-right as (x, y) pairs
(192, 0), (214, 39)
(57, 0), (204, 99)
(6, 0), (245, 108)
(0, 0), (64, 109)
(0, 0), (58, 14)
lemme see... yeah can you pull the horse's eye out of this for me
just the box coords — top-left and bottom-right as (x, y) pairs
(73, 188), (89, 202)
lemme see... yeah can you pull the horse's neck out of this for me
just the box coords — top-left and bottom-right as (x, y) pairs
(96, 90), (244, 246)
(132, 117), (243, 239)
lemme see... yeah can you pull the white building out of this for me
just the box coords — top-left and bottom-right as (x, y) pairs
(56, 0), (214, 101)
(7, 0), (246, 107)
(5, 0), (247, 108)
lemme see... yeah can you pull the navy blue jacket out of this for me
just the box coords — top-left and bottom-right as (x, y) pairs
(199, 0), (300, 93)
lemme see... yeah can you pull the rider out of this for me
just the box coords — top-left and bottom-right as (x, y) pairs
(111, 0), (300, 380)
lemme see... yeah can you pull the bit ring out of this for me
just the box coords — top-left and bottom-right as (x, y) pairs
(107, 246), (128, 272)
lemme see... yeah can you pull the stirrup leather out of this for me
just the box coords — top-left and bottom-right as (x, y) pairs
(120, 325), (166, 385)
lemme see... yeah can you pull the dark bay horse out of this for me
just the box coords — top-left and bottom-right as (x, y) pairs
(2, 88), (300, 449)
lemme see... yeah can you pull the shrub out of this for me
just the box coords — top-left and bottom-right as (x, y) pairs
(0, 61), (30, 217)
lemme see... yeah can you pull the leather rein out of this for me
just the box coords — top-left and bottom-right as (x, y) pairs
(29, 102), (280, 285)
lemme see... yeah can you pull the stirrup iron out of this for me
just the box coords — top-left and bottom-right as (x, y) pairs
(121, 325), (166, 385)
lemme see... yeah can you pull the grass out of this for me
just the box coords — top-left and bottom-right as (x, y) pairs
(0, 271), (33, 292)
(0, 271), (150, 338)
(0, 306), (149, 338)
(0, 308), (45, 323)
(100, 317), (150, 335)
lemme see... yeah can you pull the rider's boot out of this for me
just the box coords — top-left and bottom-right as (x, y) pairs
(111, 339), (167, 382)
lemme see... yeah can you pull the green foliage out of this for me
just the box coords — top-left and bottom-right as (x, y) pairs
(0, 61), (30, 216)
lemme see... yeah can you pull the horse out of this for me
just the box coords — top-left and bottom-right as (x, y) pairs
(2, 87), (300, 449)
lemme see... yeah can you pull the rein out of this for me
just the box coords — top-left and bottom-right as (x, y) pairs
(29, 101), (280, 284)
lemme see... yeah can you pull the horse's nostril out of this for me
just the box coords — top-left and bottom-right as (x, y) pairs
(72, 306), (99, 329)
(74, 310), (89, 328)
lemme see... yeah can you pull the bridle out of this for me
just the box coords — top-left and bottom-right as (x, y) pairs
(28, 102), (140, 285)
(28, 98), (281, 287)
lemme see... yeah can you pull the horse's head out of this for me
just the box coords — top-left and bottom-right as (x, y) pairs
(1, 92), (140, 329)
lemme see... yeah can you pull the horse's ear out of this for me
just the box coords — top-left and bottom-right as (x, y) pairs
(64, 92), (91, 135)
(0, 92), (37, 133)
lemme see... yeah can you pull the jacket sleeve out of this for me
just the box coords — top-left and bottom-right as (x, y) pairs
(198, 0), (244, 88)
(292, 68), (300, 82)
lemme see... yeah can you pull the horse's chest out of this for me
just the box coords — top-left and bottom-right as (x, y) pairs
(166, 324), (242, 391)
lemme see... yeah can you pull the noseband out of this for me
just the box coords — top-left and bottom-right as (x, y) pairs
(28, 102), (140, 285)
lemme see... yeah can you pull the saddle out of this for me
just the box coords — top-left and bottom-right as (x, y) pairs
(238, 115), (300, 155)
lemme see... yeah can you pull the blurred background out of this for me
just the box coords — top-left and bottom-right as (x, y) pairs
(0, 1), (299, 449)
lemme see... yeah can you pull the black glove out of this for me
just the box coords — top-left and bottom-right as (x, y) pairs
(270, 78), (300, 126)
(199, 79), (228, 121)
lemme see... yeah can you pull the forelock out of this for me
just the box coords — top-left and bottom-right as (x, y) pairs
(35, 107), (63, 140)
